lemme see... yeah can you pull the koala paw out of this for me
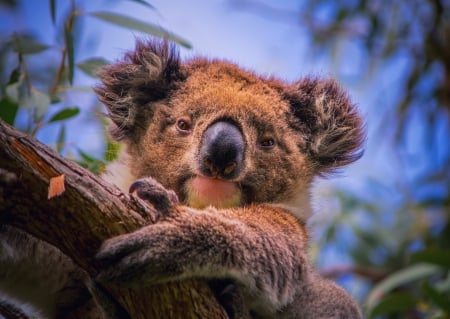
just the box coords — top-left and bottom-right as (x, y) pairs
(95, 223), (182, 285)
(129, 177), (179, 219)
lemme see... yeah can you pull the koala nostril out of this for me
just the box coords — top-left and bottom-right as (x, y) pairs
(223, 162), (237, 176)
(203, 157), (238, 178)
(203, 157), (218, 175)
(199, 121), (244, 179)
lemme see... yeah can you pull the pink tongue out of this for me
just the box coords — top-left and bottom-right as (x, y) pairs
(190, 176), (238, 202)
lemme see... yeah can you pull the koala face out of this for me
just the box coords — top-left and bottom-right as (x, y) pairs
(96, 40), (364, 217)
(129, 61), (314, 210)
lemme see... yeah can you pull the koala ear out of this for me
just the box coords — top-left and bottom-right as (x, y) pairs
(94, 39), (185, 141)
(284, 77), (365, 174)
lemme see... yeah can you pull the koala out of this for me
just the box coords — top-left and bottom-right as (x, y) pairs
(0, 224), (102, 319)
(93, 39), (365, 319)
(0, 38), (363, 319)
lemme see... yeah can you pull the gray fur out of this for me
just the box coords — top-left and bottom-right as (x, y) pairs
(0, 39), (364, 319)
(95, 40), (364, 318)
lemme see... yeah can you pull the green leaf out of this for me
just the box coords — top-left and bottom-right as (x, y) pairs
(11, 34), (50, 54)
(0, 97), (19, 125)
(5, 82), (25, 103)
(89, 12), (192, 48)
(76, 57), (110, 78)
(349, 246), (373, 266)
(5, 81), (25, 102)
(56, 124), (66, 153)
(412, 250), (450, 269)
(49, 0), (56, 25)
(5, 81), (50, 120)
(50, 94), (62, 104)
(366, 263), (439, 310)
(104, 141), (121, 162)
(64, 20), (75, 85)
(29, 87), (51, 119)
(325, 225), (336, 242)
(48, 107), (80, 123)
(369, 292), (416, 318)
(77, 149), (105, 174)
(126, 0), (156, 10)
(422, 282), (450, 313)
(78, 149), (97, 164)
(8, 67), (21, 84)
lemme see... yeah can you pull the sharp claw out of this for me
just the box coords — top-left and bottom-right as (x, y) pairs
(128, 178), (179, 218)
(129, 180), (144, 194)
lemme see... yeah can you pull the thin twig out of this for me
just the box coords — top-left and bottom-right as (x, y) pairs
(320, 264), (388, 282)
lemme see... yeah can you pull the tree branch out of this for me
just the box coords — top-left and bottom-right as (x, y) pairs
(320, 264), (387, 282)
(0, 120), (227, 319)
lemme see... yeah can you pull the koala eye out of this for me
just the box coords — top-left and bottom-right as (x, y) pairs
(258, 137), (276, 150)
(176, 118), (192, 134)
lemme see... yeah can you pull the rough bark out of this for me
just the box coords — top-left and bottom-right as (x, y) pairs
(0, 120), (227, 319)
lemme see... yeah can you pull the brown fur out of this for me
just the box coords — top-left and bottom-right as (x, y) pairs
(0, 39), (364, 319)
(0, 226), (95, 318)
(95, 39), (364, 318)
(96, 40), (363, 207)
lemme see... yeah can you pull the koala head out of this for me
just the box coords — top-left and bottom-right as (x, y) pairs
(95, 39), (364, 219)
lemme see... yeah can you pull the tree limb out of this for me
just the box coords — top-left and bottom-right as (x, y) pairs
(0, 120), (227, 319)
(320, 264), (387, 282)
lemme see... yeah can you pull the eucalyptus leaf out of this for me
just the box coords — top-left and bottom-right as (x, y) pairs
(11, 34), (50, 54)
(104, 141), (121, 162)
(7, 84), (52, 119)
(77, 148), (105, 174)
(56, 124), (66, 153)
(89, 11), (192, 48)
(0, 97), (19, 125)
(422, 282), (450, 313)
(5, 81), (25, 103)
(366, 263), (439, 310)
(49, 0), (56, 25)
(8, 67), (21, 84)
(78, 148), (97, 164)
(76, 57), (110, 78)
(29, 88), (51, 119)
(369, 292), (416, 318)
(6, 78), (51, 119)
(126, 0), (156, 10)
(48, 107), (80, 123)
(412, 249), (450, 268)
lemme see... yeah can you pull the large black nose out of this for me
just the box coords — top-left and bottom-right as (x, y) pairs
(199, 121), (244, 179)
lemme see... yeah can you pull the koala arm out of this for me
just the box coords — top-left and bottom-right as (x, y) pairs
(96, 203), (308, 314)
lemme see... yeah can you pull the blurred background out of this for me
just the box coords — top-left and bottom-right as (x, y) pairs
(0, 0), (449, 318)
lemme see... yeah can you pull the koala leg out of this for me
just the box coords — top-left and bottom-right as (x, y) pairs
(0, 225), (96, 319)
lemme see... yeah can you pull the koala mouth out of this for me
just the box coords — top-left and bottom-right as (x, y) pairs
(184, 175), (242, 209)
